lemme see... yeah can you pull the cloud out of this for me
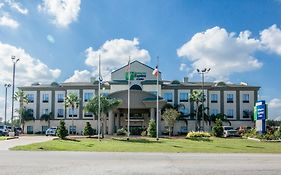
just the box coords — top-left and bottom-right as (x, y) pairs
(177, 27), (263, 81)
(84, 38), (150, 80)
(5, 0), (28, 15)
(38, 0), (81, 27)
(0, 41), (61, 86)
(0, 15), (19, 28)
(64, 70), (92, 82)
(260, 24), (281, 56)
(268, 98), (281, 120)
(46, 34), (55, 43)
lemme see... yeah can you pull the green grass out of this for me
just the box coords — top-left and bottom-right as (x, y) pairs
(0, 136), (8, 141)
(10, 137), (281, 153)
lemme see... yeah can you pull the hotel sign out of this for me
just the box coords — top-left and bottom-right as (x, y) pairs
(125, 72), (146, 80)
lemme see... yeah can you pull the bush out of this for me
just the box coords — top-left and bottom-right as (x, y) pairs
(147, 119), (156, 137)
(212, 119), (223, 137)
(117, 128), (127, 136)
(186, 131), (211, 138)
(57, 120), (68, 139)
(141, 130), (147, 136)
(83, 122), (95, 137)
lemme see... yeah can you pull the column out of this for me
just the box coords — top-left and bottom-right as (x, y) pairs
(108, 110), (114, 135)
(150, 108), (155, 121)
(116, 112), (120, 131)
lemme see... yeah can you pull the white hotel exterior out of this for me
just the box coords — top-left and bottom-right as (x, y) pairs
(19, 61), (259, 135)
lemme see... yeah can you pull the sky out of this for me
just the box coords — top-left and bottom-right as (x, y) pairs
(0, 0), (281, 121)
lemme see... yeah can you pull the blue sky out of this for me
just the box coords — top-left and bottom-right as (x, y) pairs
(0, 0), (281, 120)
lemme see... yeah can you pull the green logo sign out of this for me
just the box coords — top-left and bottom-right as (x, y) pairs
(125, 72), (146, 80)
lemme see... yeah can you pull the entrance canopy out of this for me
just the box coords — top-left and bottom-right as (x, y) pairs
(108, 90), (166, 109)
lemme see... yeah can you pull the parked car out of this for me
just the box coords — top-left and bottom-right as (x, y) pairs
(45, 127), (57, 136)
(0, 125), (9, 136)
(223, 126), (239, 137)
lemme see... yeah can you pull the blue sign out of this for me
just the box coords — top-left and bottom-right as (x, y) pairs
(255, 100), (267, 134)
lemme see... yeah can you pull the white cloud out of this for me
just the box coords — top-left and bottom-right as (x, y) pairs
(84, 38), (150, 80)
(65, 70), (92, 82)
(0, 15), (19, 28)
(268, 98), (281, 120)
(5, 0), (28, 15)
(38, 0), (81, 27)
(177, 27), (262, 81)
(260, 24), (281, 56)
(0, 3), (4, 9)
(46, 34), (55, 43)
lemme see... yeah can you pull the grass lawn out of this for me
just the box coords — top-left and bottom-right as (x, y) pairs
(0, 136), (8, 141)
(10, 137), (281, 153)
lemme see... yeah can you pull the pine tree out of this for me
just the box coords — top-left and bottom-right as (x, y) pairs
(83, 122), (94, 137)
(147, 119), (156, 137)
(57, 120), (68, 139)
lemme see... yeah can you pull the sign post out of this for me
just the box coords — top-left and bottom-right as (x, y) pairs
(254, 100), (267, 134)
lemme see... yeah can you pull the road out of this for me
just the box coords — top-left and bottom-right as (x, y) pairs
(0, 151), (281, 175)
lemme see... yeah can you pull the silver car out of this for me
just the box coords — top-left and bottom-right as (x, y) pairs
(223, 126), (238, 137)
(45, 127), (57, 136)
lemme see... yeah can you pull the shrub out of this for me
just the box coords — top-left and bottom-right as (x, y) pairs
(141, 130), (147, 137)
(212, 119), (223, 137)
(83, 122), (95, 137)
(117, 128), (127, 136)
(186, 131), (211, 138)
(147, 119), (156, 137)
(57, 120), (68, 139)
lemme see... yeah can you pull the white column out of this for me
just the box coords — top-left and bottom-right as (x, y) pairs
(150, 108), (155, 121)
(108, 110), (114, 135)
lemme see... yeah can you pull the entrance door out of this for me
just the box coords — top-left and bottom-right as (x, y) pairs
(130, 126), (143, 135)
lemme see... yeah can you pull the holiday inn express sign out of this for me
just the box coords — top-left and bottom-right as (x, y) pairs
(125, 72), (147, 80)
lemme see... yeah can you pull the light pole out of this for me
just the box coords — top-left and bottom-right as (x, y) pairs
(11, 56), (19, 130)
(197, 68), (210, 131)
(4, 84), (11, 125)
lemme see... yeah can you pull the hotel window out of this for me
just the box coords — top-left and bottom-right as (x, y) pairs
(57, 94), (64, 103)
(210, 94), (218, 103)
(43, 108), (49, 115)
(27, 108), (34, 118)
(227, 109), (234, 118)
(84, 92), (93, 102)
(243, 94), (250, 103)
(211, 109), (219, 116)
(179, 105), (189, 115)
(150, 91), (157, 96)
(27, 94), (34, 103)
(163, 92), (173, 102)
(179, 92), (188, 102)
(227, 94), (234, 103)
(84, 112), (93, 117)
(42, 94), (49, 103)
(57, 109), (64, 118)
(243, 109), (251, 119)
(68, 108), (77, 117)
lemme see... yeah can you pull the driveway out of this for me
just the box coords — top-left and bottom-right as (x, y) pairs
(0, 135), (55, 150)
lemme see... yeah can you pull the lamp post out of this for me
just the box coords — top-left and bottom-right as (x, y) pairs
(4, 84), (11, 125)
(197, 68), (210, 131)
(11, 56), (19, 130)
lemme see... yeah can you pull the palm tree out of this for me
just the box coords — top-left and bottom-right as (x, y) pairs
(16, 107), (35, 133)
(189, 90), (203, 131)
(64, 93), (80, 134)
(84, 96), (121, 138)
(210, 113), (231, 126)
(40, 112), (53, 128)
(14, 90), (29, 133)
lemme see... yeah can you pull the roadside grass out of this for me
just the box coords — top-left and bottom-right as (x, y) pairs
(0, 136), (8, 141)
(10, 137), (281, 153)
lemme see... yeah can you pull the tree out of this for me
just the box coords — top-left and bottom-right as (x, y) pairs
(147, 119), (156, 137)
(57, 120), (68, 139)
(190, 90), (204, 131)
(162, 108), (180, 136)
(212, 118), (223, 137)
(84, 96), (121, 137)
(64, 93), (80, 134)
(83, 122), (95, 137)
(14, 90), (29, 133)
(40, 112), (53, 128)
(210, 113), (231, 126)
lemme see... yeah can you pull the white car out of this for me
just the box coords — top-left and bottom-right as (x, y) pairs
(45, 127), (57, 136)
(223, 126), (238, 137)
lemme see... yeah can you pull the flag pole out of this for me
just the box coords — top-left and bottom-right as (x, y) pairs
(127, 56), (131, 140)
(156, 56), (159, 141)
(98, 54), (101, 140)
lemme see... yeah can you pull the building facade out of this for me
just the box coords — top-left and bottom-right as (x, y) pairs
(19, 61), (259, 135)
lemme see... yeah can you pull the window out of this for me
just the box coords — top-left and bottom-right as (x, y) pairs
(150, 91), (157, 95)
(69, 108), (77, 117)
(27, 126), (33, 134)
(69, 125), (76, 134)
(210, 94), (218, 103)
(42, 126), (48, 133)
(27, 108), (34, 118)
(163, 92), (173, 102)
(42, 94), (49, 103)
(57, 94), (64, 103)
(243, 94), (250, 103)
(211, 109), (219, 116)
(84, 112), (93, 117)
(179, 105), (189, 115)
(243, 109), (251, 118)
(27, 94), (34, 103)
(227, 94), (234, 103)
(57, 109), (64, 118)
(43, 109), (49, 115)
(227, 109), (234, 118)
(84, 92), (93, 102)
(179, 92), (188, 102)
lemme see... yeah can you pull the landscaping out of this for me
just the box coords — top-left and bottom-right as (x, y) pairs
(10, 137), (281, 153)
(0, 136), (8, 141)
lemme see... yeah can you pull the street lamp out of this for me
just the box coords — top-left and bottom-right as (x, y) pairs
(4, 84), (11, 125)
(197, 68), (211, 131)
(11, 56), (19, 130)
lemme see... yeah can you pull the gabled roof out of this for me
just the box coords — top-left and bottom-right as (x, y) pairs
(111, 60), (161, 74)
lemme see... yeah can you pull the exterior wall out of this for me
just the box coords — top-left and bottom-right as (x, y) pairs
(23, 91), (37, 119)
(40, 91), (52, 118)
(239, 91), (255, 121)
(54, 91), (65, 119)
(177, 89), (191, 117)
(66, 90), (80, 119)
(208, 91), (221, 115)
(142, 84), (161, 94)
(110, 85), (128, 93)
(82, 89), (95, 119)
(224, 91), (237, 120)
